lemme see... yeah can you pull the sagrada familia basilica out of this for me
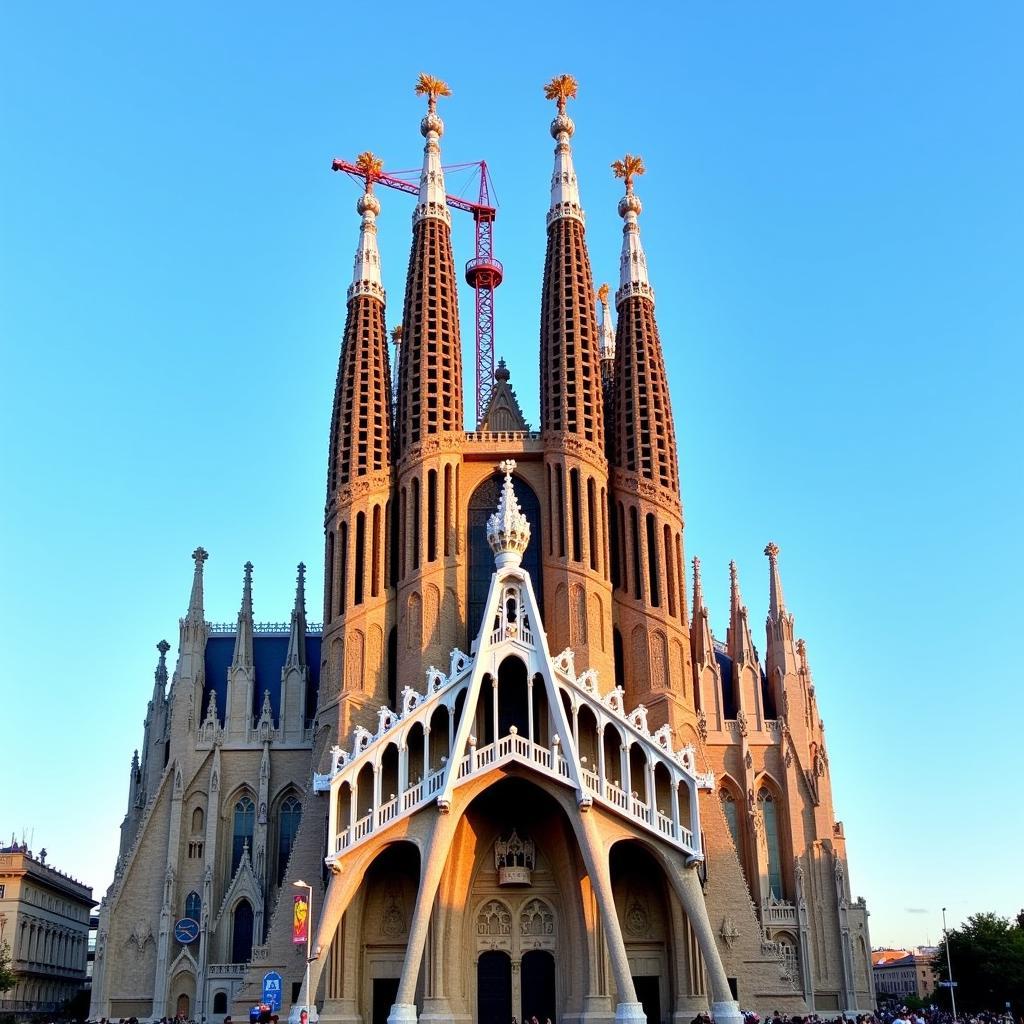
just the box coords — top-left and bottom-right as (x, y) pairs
(90, 75), (874, 1024)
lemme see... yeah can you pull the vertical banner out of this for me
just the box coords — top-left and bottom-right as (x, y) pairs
(293, 892), (309, 945)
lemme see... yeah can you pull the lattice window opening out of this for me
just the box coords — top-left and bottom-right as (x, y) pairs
(519, 898), (556, 941)
(476, 900), (513, 938)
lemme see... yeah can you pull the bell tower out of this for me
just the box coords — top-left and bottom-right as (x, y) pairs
(538, 75), (614, 686)
(322, 151), (395, 746)
(393, 74), (467, 686)
(608, 154), (695, 738)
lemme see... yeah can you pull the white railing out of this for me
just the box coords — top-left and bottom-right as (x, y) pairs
(328, 727), (699, 861)
(761, 899), (798, 928)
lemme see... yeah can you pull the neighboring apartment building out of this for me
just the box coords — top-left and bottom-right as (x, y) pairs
(0, 843), (94, 1016)
(873, 948), (937, 1000)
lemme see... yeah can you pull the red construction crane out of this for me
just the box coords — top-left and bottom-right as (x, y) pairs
(332, 158), (503, 427)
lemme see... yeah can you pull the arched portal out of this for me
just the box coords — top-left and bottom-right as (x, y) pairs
(497, 656), (529, 738)
(477, 951), (512, 1024)
(521, 949), (556, 1023)
(467, 473), (543, 644)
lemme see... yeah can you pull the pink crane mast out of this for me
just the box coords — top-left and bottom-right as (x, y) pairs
(332, 158), (503, 426)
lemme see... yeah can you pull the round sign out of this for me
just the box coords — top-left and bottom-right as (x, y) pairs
(174, 917), (200, 943)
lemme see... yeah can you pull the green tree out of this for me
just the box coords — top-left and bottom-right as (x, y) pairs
(0, 940), (16, 994)
(932, 912), (1024, 1012)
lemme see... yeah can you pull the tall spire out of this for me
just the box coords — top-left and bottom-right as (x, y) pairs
(727, 559), (755, 666)
(186, 547), (208, 622)
(610, 154), (678, 495)
(286, 562), (308, 668)
(154, 639), (170, 693)
(413, 73), (452, 226)
(397, 72), (464, 452)
(545, 74), (583, 225)
(349, 151), (385, 302)
(690, 556), (716, 669)
(539, 74), (603, 444)
(232, 561), (254, 670)
(328, 154), (392, 494)
(764, 542), (787, 622)
(612, 153), (653, 306)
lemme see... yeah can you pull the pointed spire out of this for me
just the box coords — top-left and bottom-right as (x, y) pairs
(487, 460), (531, 569)
(597, 283), (616, 366)
(544, 74), (583, 225)
(155, 639), (170, 690)
(413, 73), (452, 226)
(764, 542), (787, 621)
(690, 556), (716, 668)
(286, 562), (308, 668)
(232, 561), (254, 670)
(612, 153), (654, 306)
(348, 151), (385, 303)
(186, 547), (208, 622)
(727, 560), (755, 665)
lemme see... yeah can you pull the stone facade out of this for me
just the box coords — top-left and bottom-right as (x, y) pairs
(91, 77), (873, 1024)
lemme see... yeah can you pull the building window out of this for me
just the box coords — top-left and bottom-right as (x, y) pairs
(759, 790), (784, 898)
(214, 993), (228, 1014)
(231, 899), (254, 963)
(184, 891), (201, 924)
(277, 796), (302, 886)
(232, 796), (256, 876)
(187, 841), (204, 859)
(0, 884), (4, 898)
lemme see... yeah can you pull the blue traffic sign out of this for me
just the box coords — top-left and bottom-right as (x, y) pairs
(262, 972), (283, 1011)
(174, 918), (200, 944)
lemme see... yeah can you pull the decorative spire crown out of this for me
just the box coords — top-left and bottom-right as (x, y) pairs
(612, 153), (653, 306)
(692, 556), (705, 610)
(155, 639), (170, 688)
(544, 74), (583, 225)
(486, 460), (531, 569)
(349, 150), (385, 303)
(414, 73), (451, 226)
(287, 562), (308, 668)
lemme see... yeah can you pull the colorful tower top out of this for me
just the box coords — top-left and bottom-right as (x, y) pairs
(612, 153), (654, 307)
(610, 155), (678, 495)
(397, 73), (464, 452)
(349, 151), (385, 303)
(545, 74), (583, 225)
(539, 74), (603, 446)
(414, 73), (452, 227)
(328, 152), (392, 492)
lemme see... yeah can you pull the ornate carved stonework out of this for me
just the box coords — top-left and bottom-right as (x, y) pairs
(495, 829), (535, 886)
(720, 917), (740, 948)
(625, 896), (650, 937)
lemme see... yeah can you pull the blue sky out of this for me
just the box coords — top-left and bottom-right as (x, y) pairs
(1, 3), (1021, 950)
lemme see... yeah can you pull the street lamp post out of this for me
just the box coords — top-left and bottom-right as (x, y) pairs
(942, 906), (958, 1021)
(294, 880), (314, 1021)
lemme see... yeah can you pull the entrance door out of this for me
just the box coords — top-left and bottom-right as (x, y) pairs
(520, 950), (556, 1024)
(478, 951), (512, 1024)
(176, 994), (190, 1019)
(633, 976), (660, 1024)
(372, 978), (400, 1024)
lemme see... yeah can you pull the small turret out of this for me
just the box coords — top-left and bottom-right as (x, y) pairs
(726, 561), (755, 667)
(180, 547), (209, 648)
